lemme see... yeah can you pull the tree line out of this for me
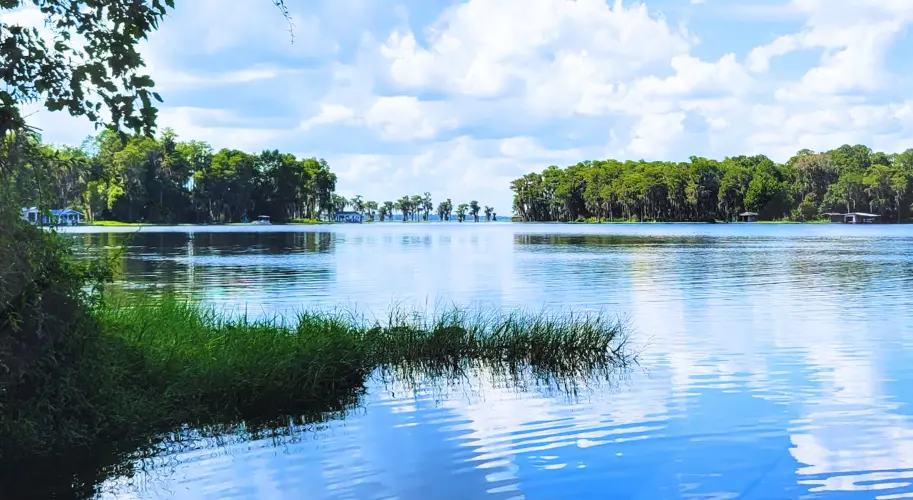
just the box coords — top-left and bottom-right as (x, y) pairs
(338, 194), (498, 222)
(9, 130), (500, 224)
(9, 129), (339, 223)
(510, 145), (913, 223)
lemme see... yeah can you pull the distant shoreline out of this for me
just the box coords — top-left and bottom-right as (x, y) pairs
(82, 219), (512, 227)
(68, 219), (910, 228)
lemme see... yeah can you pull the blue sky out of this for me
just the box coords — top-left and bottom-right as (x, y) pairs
(8, 0), (913, 211)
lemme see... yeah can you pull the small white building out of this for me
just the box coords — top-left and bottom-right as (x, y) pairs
(21, 207), (84, 226)
(334, 211), (363, 223)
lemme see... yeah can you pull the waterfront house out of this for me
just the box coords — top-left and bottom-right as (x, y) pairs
(843, 212), (881, 224)
(334, 211), (363, 223)
(738, 212), (758, 223)
(20, 207), (84, 225)
(822, 212), (881, 224)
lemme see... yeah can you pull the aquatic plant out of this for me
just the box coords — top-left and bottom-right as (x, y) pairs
(0, 295), (628, 466)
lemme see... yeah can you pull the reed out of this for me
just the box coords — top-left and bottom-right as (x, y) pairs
(0, 295), (628, 464)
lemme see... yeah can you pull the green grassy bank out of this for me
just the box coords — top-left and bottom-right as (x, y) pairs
(0, 296), (627, 465)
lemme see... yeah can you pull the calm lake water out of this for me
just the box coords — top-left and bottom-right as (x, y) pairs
(45, 224), (913, 498)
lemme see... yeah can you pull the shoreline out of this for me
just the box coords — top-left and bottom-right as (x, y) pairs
(81, 220), (511, 227)
(67, 219), (909, 228)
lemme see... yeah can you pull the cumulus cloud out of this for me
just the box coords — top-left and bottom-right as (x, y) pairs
(300, 104), (357, 130)
(363, 96), (457, 140)
(379, 0), (694, 104)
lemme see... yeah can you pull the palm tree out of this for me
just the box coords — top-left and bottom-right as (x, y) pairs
(364, 200), (378, 221)
(332, 194), (348, 213)
(350, 195), (364, 217)
(410, 194), (423, 221)
(423, 192), (433, 220)
(484, 205), (493, 221)
(394, 199), (405, 222)
(437, 201), (447, 221)
(469, 200), (480, 222)
(456, 203), (468, 222)
(445, 198), (453, 221)
(397, 195), (412, 222)
(383, 201), (394, 222)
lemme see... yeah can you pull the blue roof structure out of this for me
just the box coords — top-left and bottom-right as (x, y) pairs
(50, 208), (84, 216)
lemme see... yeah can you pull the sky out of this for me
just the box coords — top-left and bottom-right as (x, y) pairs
(8, 0), (913, 211)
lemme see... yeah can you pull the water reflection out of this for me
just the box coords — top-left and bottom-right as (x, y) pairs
(36, 224), (913, 498)
(1, 356), (630, 500)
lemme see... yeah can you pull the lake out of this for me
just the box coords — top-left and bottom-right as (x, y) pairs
(36, 224), (913, 498)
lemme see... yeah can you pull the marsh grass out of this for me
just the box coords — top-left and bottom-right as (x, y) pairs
(86, 220), (150, 226)
(287, 218), (329, 224)
(0, 295), (629, 469)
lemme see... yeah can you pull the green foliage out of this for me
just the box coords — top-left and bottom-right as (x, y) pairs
(456, 203), (468, 222)
(287, 218), (326, 225)
(468, 200), (480, 222)
(437, 198), (452, 221)
(484, 205), (494, 221)
(793, 193), (822, 222)
(512, 146), (913, 222)
(10, 130), (340, 223)
(0, 295), (628, 464)
(383, 193), (483, 222)
(363, 200), (378, 221)
(422, 192), (433, 220)
(0, 0), (174, 136)
(0, 134), (118, 463)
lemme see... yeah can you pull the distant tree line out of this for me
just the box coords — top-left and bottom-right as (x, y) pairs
(10, 130), (501, 224)
(511, 145), (913, 223)
(9, 129), (339, 223)
(338, 194), (498, 222)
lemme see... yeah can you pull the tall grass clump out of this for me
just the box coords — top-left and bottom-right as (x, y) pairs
(366, 306), (626, 368)
(96, 297), (372, 422)
(1, 293), (629, 465)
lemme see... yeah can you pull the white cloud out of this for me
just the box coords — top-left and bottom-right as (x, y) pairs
(369, 0), (756, 156)
(363, 96), (457, 140)
(158, 107), (284, 151)
(150, 66), (303, 92)
(498, 136), (582, 160)
(380, 0), (694, 104)
(748, 0), (913, 99)
(300, 104), (357, 130)
(626, 112), (686, 158)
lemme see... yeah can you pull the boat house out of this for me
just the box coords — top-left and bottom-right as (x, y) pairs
(823, 212), (844, 223)
(738, 212), (758, 223)
(842, 212), (881, 224)
(20, 207), (84, 226)
(823, 212), (881, 224)
(334, 211), (363, 223)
